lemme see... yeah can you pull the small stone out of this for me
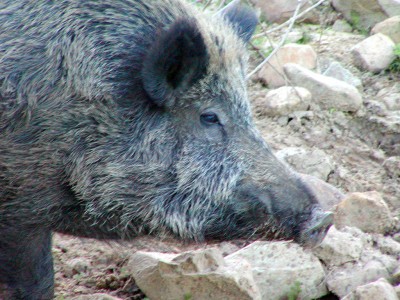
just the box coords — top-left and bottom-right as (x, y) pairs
(226, 241), (328, 300)
(323, 61), (362, 89)
(393, 233), (400, 243)
(383, 156), (400, 178)
(70, 258), (90, 274)
(276, 147), (334, 181)
(258, 44), (317, 88)
(313, 226), (363, 266)
(332, 19), (353, 33)
(375, 235), (400, 257)
(286, 31), (305, 43)
(393, 265), (400, 282)
(372, 16), (400, 43)
(351, 33), (396, 73)
(382, 93), (400, 111)
(284, 63), (363, 112)
(261, 86), (311, 116)
(395, 285), (400, 298)
(334, 191), (395, 234)
(341, 278), (398, 300)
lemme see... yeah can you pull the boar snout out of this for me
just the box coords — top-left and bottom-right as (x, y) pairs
(296, 208), (333, 247)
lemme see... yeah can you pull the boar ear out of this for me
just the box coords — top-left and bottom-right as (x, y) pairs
(142, 19), (209, 107)
(217, 0), (258, 43)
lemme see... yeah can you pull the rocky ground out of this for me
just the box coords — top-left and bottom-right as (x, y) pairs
(54, 1), (400, 299)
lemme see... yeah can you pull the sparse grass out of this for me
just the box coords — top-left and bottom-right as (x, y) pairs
(286, 281), (302, 300)
(350, 10), (368, 35)
(389, 43), (400, 73)
(296, 32), (312, 44)
(184, 293), (193, 300)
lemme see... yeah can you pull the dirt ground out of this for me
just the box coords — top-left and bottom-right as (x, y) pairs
(53, 8), (400, 300)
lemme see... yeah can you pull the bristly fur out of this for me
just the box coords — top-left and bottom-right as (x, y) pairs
(0, 0), (329, 298)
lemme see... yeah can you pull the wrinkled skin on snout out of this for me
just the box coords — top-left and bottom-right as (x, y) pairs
(0, 0), (332, 298)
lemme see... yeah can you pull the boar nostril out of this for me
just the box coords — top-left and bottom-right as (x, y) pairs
(311, 211), (334, 231)
(298, 211), (333, 247)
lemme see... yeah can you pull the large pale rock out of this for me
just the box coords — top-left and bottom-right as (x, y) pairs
(323, 61), (362, 89)
(71, 295), (122, 300)
(226, 241), (328, 300)
(372, 16), (400, 43)
(276, 147), (334, 181)
(379, 0), (400, 18)
(326, 254), (397, 297)
(298, 173), (345, 211)
(261, 86), (311, 116)
(395, 285), (400, 299)
(331, 0), (400, 29)
(313, 226), (363, 266)
(126, 248), (261, 300)
(284, 63), (363, 112)
(374, 235), (400, 257)
(351, 33), (396, 73)
(334, 191), (395, 234)
(258, 44), (317, 88)
(341, 278), (398, 300)
(250, 0), (317, 24)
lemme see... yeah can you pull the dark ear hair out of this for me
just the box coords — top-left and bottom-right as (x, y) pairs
(141, 19), (209, 107)
(217, 0), (258, 43)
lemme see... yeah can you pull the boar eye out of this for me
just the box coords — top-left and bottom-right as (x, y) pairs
(200, 112), (220, 125)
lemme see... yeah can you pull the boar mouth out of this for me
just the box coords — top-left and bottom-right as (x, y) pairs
(295, 208), (333, 248)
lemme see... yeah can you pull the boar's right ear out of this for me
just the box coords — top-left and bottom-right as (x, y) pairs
(217, 0), (258, 43)
(141, 19), (209, 107)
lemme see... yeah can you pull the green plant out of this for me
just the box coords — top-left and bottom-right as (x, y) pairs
(296, 32), (312, 45)
(389, 43), (400, 73)
(184, 293), (193, 300)
(350, 10), (368, 35)
(286, 281), (302, 300)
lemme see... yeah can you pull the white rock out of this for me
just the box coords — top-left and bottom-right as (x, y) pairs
(332, 19), (353, 33)
(372, 16), (400, 43)
(379, 88), (400, 110)
(331, 0), (388, 29)
(276, 147), (334, 181)
(250, 0), (317, 24)
(71, 294), (122, 300)
(326, 259), (393, 297)
(261, 86), (311, 116)
(286, 30), (305, 43)
(284, 63), (363, 112)
(297, 173), (345, 211)
(323, 61), (362, 89)
(374, 235), (400, 257)
(351, 33), (396, 73)
(393, 265), (400, 282)
(334, 191), (395, 234)
(258, 44), (317, 88)
(395, 285), (400, 299)
(341, 278), (398, 300)
(226, 241), (328, 300)
(379, 0), (400, 18)
(126, 248), (261, 300)
(383, 156), (400, 178)
(313, 226), (363, 266)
